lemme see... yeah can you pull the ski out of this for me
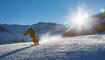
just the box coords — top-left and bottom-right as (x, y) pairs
(30, 44), (39, 46)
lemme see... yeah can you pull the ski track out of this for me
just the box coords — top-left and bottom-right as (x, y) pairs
(0, 35), (105, 60)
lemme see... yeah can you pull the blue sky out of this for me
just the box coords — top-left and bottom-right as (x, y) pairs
(0, 0), (105, 25)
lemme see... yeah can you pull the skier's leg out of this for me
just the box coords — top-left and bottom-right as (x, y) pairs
(35, 38), (39, 45)
(33, 37), (39, 45)
(31, 35), (39, 45)
(32, 38), (36, 45)
(32, 37), (39, 45)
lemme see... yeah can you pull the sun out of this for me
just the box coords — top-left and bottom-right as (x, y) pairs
(72, 7), (89, 26)
(73, 13), (88, 26)
(64, 6), (90, 32)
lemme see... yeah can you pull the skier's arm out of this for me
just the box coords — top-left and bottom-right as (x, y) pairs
(24, 29), (30, 35)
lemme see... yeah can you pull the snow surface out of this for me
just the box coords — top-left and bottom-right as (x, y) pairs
(0, 34), (105, 60)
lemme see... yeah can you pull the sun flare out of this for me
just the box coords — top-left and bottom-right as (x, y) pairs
(64, 6), (90, 32)
(72, 7), (89, 26)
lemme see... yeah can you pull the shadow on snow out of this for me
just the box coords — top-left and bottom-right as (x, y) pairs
(0, 46), (31, 59)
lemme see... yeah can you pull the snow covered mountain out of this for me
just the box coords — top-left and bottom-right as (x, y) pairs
(0, 22), (64, 45)
(0, 34), (105, 60)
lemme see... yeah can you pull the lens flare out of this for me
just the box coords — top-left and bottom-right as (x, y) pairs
(100, 8), (105, 13)
(55, 25), (62, 31)
(72, 7), (89, 26)
(64, 6), (91, 32)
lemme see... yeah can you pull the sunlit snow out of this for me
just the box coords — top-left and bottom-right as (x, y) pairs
(0, 34), (105, 60)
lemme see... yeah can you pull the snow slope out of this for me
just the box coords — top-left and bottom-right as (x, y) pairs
(0, 34), (105, 60)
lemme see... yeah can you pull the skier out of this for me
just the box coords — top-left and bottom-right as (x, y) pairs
(24, 26), (39, 46)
